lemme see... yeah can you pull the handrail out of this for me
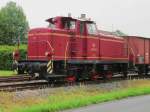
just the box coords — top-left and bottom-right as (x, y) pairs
(64, 41), (69, 69)
(28, 40), (54, 53)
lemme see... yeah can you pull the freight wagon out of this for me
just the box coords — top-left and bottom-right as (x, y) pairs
(124, 36), (150, 75)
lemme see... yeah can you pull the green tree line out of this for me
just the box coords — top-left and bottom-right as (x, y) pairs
(0, 1), (29, 45)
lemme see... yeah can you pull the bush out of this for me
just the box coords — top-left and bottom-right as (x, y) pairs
(0, 45), (27, 70)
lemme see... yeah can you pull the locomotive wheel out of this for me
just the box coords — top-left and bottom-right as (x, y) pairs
(17, 69), (24, 75)
(102, 71), (113, 80)
(90, 72), (99, 81)
(17, 66), (24, 74)
(106, 71), (113, 80)
(38, 72), (47, 79)
(138, 68), (143, 76)
(123, 71), (128, 79)
(66, 67), (78, 83)
(137, 65), (144, 76)
(122, 64), (128, 79)
(144, 65), (148, 75)
(65, 75), (76, 83)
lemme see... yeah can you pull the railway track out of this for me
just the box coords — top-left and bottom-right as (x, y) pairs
(0, 80), (49, 92)
(0, 73), (149, 92)
(0, 75), (36, 82)
(0, 75), (47, 92)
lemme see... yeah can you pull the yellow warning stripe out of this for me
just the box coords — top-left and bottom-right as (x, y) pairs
(47, 61), (52, 67)
(47, 66), (52, 72)
(47, 60), (53, 74)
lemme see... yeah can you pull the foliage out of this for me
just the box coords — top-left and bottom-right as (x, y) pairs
(0, 1), (29, 45)
(0, 45), (27, 70)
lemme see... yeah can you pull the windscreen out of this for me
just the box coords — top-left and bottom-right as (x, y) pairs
(86, 23), (98, 35)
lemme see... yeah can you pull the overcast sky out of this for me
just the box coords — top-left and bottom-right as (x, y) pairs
(0, 0), (150, 37)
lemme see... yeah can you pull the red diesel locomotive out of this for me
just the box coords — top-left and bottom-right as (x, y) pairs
(13, 15), (149, 81)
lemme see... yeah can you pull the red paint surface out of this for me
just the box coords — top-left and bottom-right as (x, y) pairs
(27, 16), (128, 62)
(28, 29), (128, 61)
(125, 36), (150, 64)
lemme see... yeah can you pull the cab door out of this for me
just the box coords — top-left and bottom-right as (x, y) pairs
(80, 21), (87, 59)
(70, 21), (85, 60)
(86, 23), (100, 60)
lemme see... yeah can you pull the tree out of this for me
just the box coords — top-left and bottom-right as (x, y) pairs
(0, 1), (29, 45)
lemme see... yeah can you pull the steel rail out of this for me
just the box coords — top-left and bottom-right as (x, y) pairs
(0, 73), (149, 92)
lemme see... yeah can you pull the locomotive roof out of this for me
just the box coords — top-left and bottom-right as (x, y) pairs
(123, 36), (150, 39)
(46, 16), (94, 23)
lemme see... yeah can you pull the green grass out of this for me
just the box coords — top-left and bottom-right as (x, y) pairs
(0, 44), (27, 52)
(0, 80), (150, 112)
(0, 70), (16, 76)
(14, 86), (150, 112)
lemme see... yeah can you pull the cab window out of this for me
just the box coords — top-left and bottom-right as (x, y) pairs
(64, 20), (76, 30)
(86, 23), (98, 35)
(48, 18), (56, 29)
(48, 22), (55, 29)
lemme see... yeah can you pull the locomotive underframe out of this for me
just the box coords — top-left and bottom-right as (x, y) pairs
(14, 59), (129, 81)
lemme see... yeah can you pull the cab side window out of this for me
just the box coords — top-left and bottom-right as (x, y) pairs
(48, 23), (55, 29)
(64, 20), (76, 30)
(69, 21), (76, 29)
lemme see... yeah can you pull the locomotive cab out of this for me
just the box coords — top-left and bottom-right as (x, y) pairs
(46, 17), (77, 31)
